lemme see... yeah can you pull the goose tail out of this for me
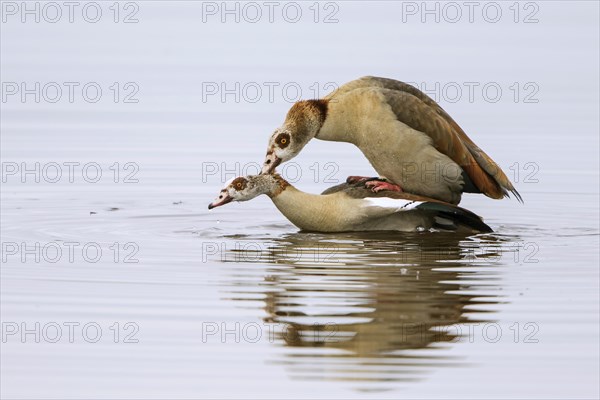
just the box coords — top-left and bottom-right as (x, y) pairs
(415, 202), (493, 233)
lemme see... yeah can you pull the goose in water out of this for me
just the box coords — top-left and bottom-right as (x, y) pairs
(208, 174), (492, 234)
(261, 76), (521, 205)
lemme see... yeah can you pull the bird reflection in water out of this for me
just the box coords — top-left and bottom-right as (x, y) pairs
(218, 231), (509, 388)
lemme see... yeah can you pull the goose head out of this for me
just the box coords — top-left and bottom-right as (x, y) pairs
(208, 174), (288, 209)
(261, 99), (328, 174)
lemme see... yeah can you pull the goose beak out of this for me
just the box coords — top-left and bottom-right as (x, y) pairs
(261, 153), (281, 174)
(208, 192), (232, 210)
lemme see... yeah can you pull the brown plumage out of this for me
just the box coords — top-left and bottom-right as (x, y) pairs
(323, 76), (521, 202)
(262, 76), (521, 205)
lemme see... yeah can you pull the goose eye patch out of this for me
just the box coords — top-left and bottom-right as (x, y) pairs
(276, 133), (291, 148)
(231, 177), (247, 191)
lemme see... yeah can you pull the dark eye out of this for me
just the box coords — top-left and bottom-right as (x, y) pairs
(231, 177), (248, 191)
(277, 133), (290, 148)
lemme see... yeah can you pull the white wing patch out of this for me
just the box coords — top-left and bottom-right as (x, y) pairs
(363, 198), (422, 212)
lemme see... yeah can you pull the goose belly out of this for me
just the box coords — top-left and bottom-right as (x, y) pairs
(357, 124), (465, 204)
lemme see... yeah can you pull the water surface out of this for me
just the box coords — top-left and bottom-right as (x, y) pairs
(1, 2), (599, 398)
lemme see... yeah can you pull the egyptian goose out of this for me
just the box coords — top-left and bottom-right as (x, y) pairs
(261, 76), (521, 205)
(208, 174), (492, 233)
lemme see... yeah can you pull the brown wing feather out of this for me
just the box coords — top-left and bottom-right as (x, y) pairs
(379, 89), (507, 199)
(330, 77), (521, 201)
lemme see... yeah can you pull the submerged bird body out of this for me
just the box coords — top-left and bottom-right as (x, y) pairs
(208, 175), (492, 234)
(262, 76), (521, 205)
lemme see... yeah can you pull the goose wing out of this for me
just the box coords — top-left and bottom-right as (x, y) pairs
(327, 77), (521, 201)
(321, 180), (492, 233)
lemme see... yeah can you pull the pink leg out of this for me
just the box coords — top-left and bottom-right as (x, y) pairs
(364, 180), (403, 193)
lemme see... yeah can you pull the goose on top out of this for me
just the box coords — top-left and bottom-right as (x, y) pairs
(261, 76), (521, 205)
